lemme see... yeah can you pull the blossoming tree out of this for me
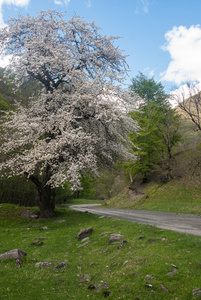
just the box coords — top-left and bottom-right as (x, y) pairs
(0, 10), (138, 217)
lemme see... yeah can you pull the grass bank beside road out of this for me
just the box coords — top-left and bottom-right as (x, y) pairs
(1, 203), (201, 299)
(107, 179), (201, 216)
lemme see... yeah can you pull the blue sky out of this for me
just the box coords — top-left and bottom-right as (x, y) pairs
(1, 0), (201, 93)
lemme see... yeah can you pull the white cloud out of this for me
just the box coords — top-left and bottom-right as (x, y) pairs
(135, 0), (150, 14)
(0, 0), (30, 27)
(54, 0), (70, 5)
(161, 25), (201, 85)
(86, 0), (91, 8)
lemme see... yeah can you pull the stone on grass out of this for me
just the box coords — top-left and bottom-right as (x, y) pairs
(192, 288), (201, 296)
(77, 228), (93, 240)
(144, 274), (156, 280)
(21, 210), (39, 219)
(54, 262), (68, 269)
(35, 262), (52, 267)
(0, 249), (27, 260)
(160, 283), (168, 292)
(39, 226), (49, 230)
(118, 240), (128, 249)
(31, 241), (44, 246)
(0, 249), (27, 268)
(78, 241), (90, 248)
(109, 234), (123, 244)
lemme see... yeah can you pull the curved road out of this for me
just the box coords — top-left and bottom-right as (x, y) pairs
(69, 204), (201, 236)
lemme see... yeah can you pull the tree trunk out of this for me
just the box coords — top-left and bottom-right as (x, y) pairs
(35, 184), (55, 218)
(25, 165), (56, 218)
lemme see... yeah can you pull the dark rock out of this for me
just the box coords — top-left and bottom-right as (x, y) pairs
(97, 282), (110, 292)
(54, 262), (68, 269)
(139, 235), (145, 239)
(15, 258), (22, 268)
(88, 284), (96, 290)
(77, 228), (93, 240)
(109, 234), (123, 243)
(31, 241), (44, 246)
(148, 239), (156, 243)
(103, 291), (112, 297)
(118, 240), (128, 249)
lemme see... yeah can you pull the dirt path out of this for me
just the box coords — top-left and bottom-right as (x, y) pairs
(69, 204), (201, 236)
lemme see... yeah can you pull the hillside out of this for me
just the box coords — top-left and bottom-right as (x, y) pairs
(107, 145), (201, 215)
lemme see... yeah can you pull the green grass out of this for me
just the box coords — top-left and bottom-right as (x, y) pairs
(1, 203), (201, 299)
(107, 179), (201, 215)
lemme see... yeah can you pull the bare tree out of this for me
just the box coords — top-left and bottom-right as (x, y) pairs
(171, 84), (201, 131)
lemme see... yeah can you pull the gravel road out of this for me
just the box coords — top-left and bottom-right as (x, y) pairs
(69, 204), (201, 236)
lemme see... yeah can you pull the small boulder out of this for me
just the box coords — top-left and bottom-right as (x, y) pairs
(118, 240), (128, 249)
(77, 228), (93, 240)
(54, 262), (68, 269)
(109, 234), (123, 244)
(0, 249), (27, 260)
(35, 262), (52, 267)
(192, 288), (201, 296)
(0, 249), (27, 268)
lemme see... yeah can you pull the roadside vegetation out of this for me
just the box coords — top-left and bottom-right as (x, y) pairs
(1, 203), (201, 299)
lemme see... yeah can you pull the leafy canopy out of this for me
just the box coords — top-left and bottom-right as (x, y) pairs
(0, 10), (138, 191)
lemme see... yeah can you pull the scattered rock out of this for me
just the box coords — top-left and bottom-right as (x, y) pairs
(0, 249), (27, 260)
(39, 226), (49, 230)
(21, 210), (39, 219)
(54, 262), (68, 269)
(145, 283), (153, 288)
(81, 274), (92, 282)
(144, 274), (156, 280)
(160, 283), (168, 292)
(112, 262), (120, 266)
(35, 262), (52, 267)
(77, 228), (94, 240)
(55, 220), (66, 223)
(139, 235), (145, 239)
(34, 237), (46, 240)
(167, 269), (177, 276)
(192, 288), (201, 296)
(81, 237), (89, 242)
(78, 241), (90, 248)
(97, 282), (110, 292)
(88, 284), (96, 290)
(148, 239), (156, 243)
(31, 241), (44, 246)
(102, 249), (108, 253)
(109, 234), (123, 244)
(123, 260), (129, 265)
(171, 264), (178, 269)
(100, 231), (113, 236)
(103, 291), (112, 297)
(118, 240), (128, 249)
(99, 216), (105, 219)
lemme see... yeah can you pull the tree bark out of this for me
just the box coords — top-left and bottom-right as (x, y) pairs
(25, 165), (56, 218)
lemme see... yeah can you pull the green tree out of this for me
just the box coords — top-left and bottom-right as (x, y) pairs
(127, 73), (181, 182)
(130, 72), (167, 104)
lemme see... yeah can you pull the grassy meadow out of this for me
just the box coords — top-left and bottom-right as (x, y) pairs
(1, 203), (201, 299)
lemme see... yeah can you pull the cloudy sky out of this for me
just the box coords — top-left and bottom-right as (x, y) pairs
(0, 0), (201, 93)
